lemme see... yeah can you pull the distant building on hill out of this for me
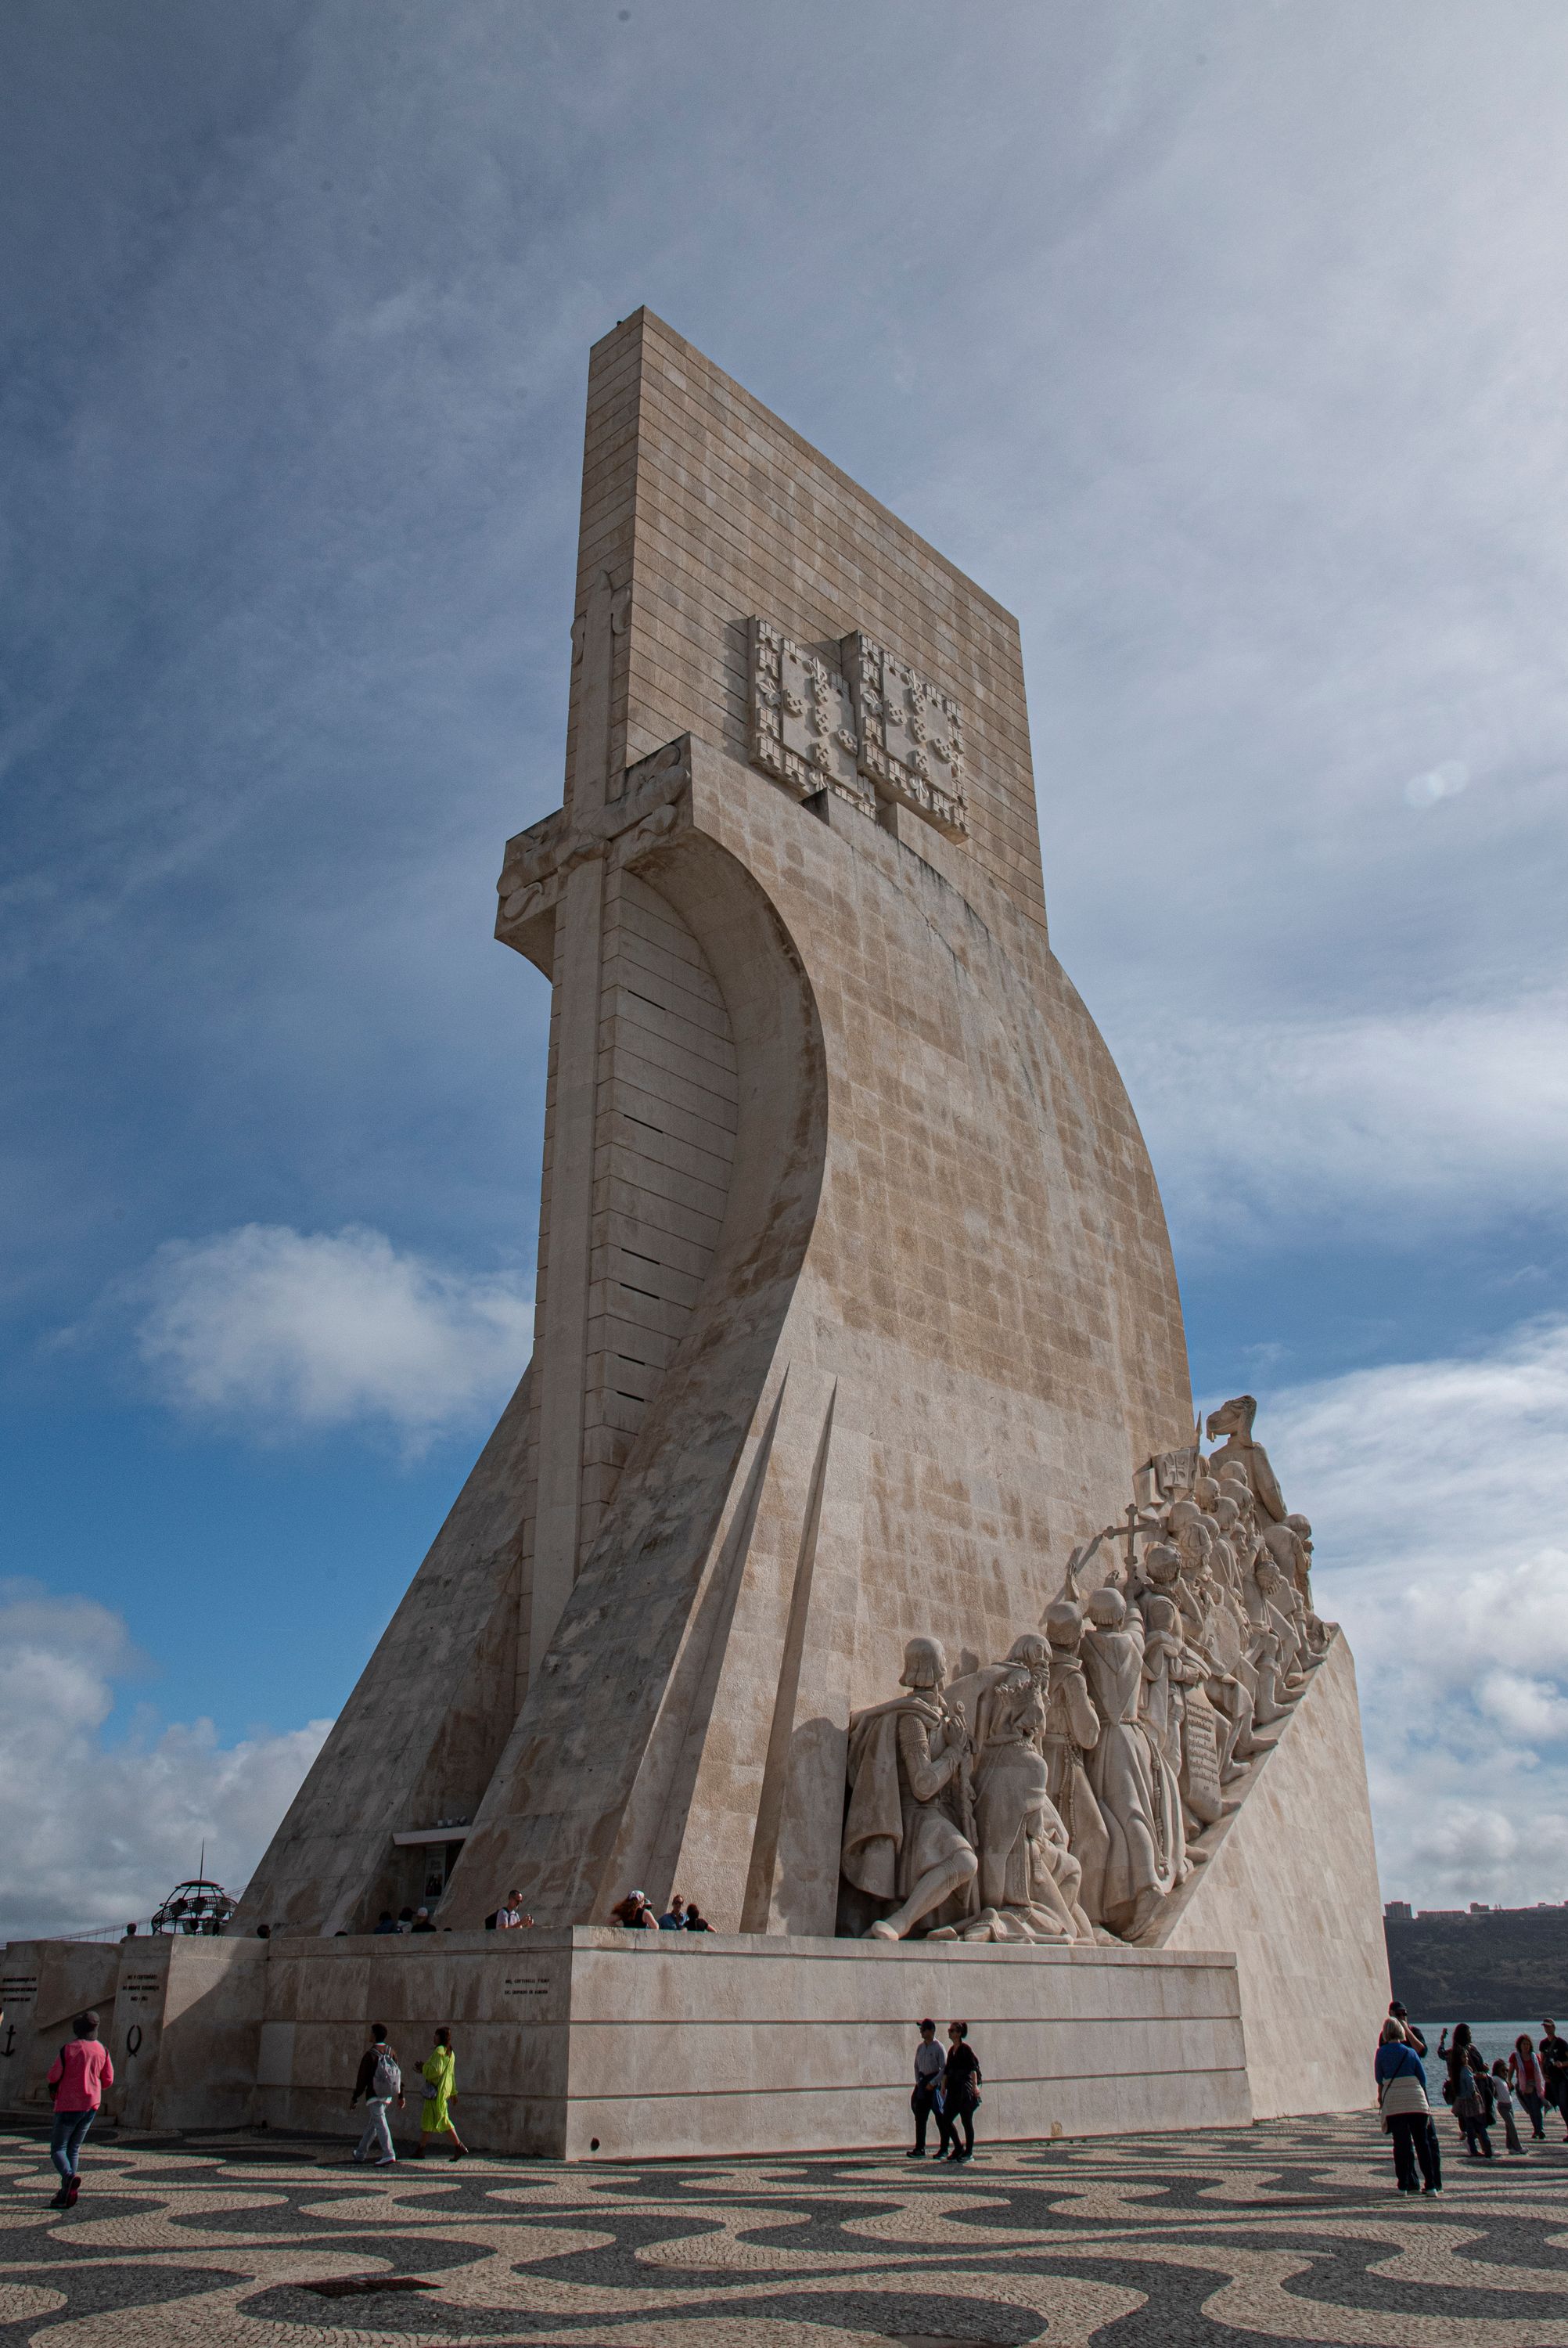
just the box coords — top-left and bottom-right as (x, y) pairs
(1384, 1899), (1568, 2015)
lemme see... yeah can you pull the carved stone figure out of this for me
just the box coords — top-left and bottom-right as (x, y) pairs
(1080, 1586), (1171, 1940)
(1131, 1554), (1191, 1886)
(836, 1398), (1334, 1954)
(842, 1638), (979, 1940)
(1205, 1395), (1288, 1525)
(944, 1636), (1095, 1944)
(1041, 1597), (1113, 1932)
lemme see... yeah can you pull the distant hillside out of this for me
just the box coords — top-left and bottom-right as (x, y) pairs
(1385, 1907), (1568, 2018)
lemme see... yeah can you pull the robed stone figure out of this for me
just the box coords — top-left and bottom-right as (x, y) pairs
(842, 1637), (979, 1940)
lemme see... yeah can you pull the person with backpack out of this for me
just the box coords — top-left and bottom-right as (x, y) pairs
(1438, 2023), (1473, 2141)
(45, 2011), (113, 2209)
(939, 2022), (981, 2163)
(1374, 2018), (1440, 2193)
(1455, 2044), (1496, 2159)
(350, 2023), (405, 2165)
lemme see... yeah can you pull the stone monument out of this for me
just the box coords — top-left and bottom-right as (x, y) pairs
(2, 314), (1387, 2155)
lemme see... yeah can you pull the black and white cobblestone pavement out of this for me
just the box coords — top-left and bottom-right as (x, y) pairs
(3, 2112), (1566, 2346)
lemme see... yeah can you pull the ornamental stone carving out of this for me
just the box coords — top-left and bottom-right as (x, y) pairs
(747, 619), (872, 815)
(844, 632), (967, 837)
(840, 1398), (1334, 1946)
(745, 617), (966, 838)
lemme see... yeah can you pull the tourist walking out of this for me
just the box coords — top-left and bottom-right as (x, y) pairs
(1438, 2024), (1473, 2142)
(45, 2011), (113, 2209)
(1374, 2019), (1440, 2195)
(1541, 2027), (1568, 2137)
(1455, 2045), (1496, 2159)
(1510, 2036), (1548, 2138)
(1489, 2062), (1526, 2154)
(908, 2019), (944, 2157)
(414, 2028), (467, 2161)
(350, 2024), (405, 2165)
(940, 2022), (981, 2163)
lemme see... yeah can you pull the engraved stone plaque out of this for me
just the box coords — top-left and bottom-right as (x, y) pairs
(748, 618), (870, 810)
(844, 633), (967, 837)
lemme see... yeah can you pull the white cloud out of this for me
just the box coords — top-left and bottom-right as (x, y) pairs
(125, 1223), (532, 1446)
(1125, 987), (1568, 1244)
(1248, 1313), (1568, 1909)
(0, 1579), (329, 1942)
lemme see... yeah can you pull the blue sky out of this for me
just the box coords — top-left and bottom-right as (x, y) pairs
(4, 0), (1567, 1932)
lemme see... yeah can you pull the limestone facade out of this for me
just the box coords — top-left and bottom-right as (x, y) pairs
(239, 312), (1195, 1943)
(2, 315), (1389, 2151)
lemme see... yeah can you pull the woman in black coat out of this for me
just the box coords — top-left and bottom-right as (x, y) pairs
(940, 2022), (981, 2163)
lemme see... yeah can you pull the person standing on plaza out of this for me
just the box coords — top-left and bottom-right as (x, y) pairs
(1439, 2024), (1473, 2142)
(1489, 2061), (1526, 2154)
(1510, 2036), (1548, 2139)
(414, 2027), (467, 2161)
(1456, 2044), (1495, 2159)
(908, 2019), (944, 2157)
(45, 2011), (113, 2209)
(1540, 2025), (1568, 2137)
(940, 2022), (981, 2163)
(1386, 2003), (1426, 2054)
(1374, 2019), (1440, 2195)
(350, 2023), (405, 2165)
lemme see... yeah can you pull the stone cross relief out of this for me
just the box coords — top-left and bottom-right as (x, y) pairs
(495, 571), (692, 942)
(840, 1398), (1330, 1947)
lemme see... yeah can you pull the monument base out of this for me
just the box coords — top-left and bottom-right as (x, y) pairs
(2, 1928), (1248, 2159)
(0, 1642), (1385, 2159)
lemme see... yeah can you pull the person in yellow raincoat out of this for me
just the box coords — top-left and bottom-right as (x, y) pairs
(414, 2028), (467, 2160)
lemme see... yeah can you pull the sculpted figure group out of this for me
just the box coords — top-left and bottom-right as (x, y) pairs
(840, 1397), (1330, 1947)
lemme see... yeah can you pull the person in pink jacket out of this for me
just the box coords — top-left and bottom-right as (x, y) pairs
(46, 2011), (113, 2208)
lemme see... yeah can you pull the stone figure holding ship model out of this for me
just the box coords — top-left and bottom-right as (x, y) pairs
(842, 1399), (1333, 1946)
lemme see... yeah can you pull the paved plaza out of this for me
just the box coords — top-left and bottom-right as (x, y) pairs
(2, 2112), (1566, 2346)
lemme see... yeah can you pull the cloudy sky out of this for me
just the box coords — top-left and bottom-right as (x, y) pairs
(4, 0), (1566, 1936)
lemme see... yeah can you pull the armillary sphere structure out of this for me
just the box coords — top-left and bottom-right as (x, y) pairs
(150, 1878), (234, 1936)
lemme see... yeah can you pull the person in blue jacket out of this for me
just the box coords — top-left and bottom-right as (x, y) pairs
(1375, 2018), (1441, 2194)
